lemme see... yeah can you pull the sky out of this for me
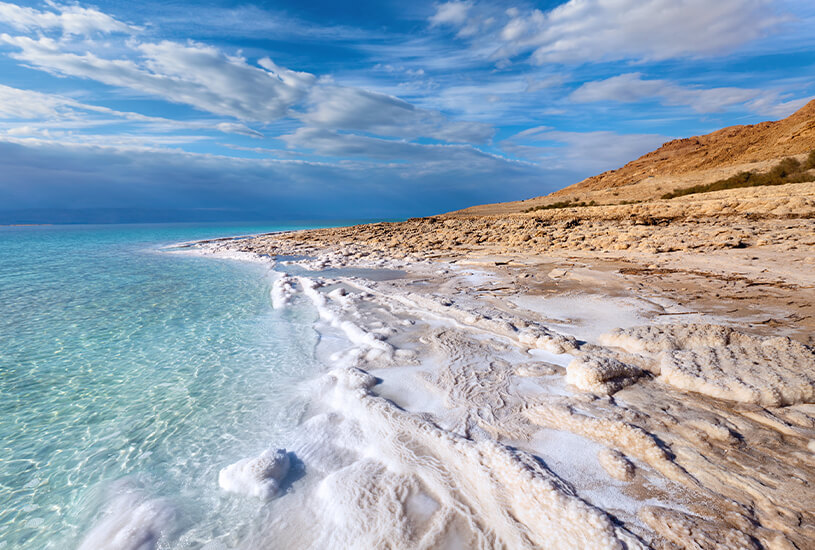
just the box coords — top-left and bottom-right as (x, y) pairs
(0, 0), (814, 222)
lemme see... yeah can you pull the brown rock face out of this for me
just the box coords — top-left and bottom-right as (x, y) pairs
(557, 99), (815, 195)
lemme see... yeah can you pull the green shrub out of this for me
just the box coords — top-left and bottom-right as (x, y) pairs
(662, 149), (815, 200)
(523, 199), (598, 213)
(770, 157), (801, 178)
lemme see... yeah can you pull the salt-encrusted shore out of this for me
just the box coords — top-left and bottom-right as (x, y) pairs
(190, 183), (814, 549)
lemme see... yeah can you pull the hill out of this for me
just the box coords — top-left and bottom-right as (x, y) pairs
(450, 99), (815, 216)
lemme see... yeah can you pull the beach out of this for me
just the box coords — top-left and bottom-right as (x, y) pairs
(186, 180), (815, 549)
(3, 1), (815, 548)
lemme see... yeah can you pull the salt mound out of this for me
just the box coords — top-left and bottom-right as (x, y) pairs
(271, 276), (297, 309)
(218, 448), (291, 500)
(600, 324), (815, 406)
(298, 277), (394, 362)
(640, 506), (760, 550)
(313, 367), (645, 549)
(329, 367), (378, 392)
(597, 448), (635, 482)
(661, 337), (815, 406)
(566, 356), (642, 395)
(78, 491), (177, 550)
(599, 324), (737, 354)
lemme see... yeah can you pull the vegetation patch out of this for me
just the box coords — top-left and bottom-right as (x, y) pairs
(524, 199), (597, 213)
(662, 150), (815, 200)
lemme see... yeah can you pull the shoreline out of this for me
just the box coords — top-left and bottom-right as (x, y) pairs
(188, 193), (815, 549)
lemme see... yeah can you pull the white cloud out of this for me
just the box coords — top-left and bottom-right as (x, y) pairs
(0, 14), (491, 148)
(0, 83), (69, 118)
(0, 83), (264, 140)
(428, 1), (472, 27)
(524, 74), (565, 93)
(571, 73), (811, 116)
(280, 126), (508, 166)
(432, 0), (783, 64)
(0, 34), (314, 121)
(0, 132), (549, 219)
(502, 126), (668, 172)
(299, 85), (493, 143)
(0, 1), (135, 35)
(744, 94), (814, 119)
(214, 122), (263, 138)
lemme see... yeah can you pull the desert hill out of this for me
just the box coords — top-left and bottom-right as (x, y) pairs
(450, 99), (815, 216)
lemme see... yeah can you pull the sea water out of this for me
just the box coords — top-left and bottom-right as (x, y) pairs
(0, 222), (349, 549)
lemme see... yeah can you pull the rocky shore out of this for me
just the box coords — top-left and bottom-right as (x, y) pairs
(190, 178), (815, 549)
(238, 180), (815, 342)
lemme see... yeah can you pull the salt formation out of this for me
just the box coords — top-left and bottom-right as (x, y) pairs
(307, 367), (645, 550)
(525, 403), (689, 485)
(271, 275), (297, 309)
(515, 362), (561, 377)
(78, 489), (177, 550)
(565, 355), (643, 395)
(600, 324), (815, 405)
(600, 324), (738, 354)
(596, 448), (636, 482)
(298, 277), (394, 362)
(200, 180), (815, 548)
(640, 506), (760, 550)
(393, 290), (578, 354)
(218, 449), (291, 500)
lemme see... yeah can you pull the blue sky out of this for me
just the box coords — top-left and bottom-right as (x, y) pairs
(1, 0), (814, 221)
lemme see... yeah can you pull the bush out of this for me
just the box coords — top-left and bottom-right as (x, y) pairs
(523, 199), (597, 213)
(662, 149), (815, 200)
(770, 157), (801, 178)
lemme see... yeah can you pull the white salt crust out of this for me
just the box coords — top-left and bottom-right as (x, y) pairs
(218, 449), (291, 500)
(600, 324), (815, 405)
(78, 487), (178, 550)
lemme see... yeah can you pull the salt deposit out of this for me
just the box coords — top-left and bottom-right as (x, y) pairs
(565, 355), (643, 395)
(601, 324), (815, 405)
(597, 449), (636, 482)
(271, 275), (297, 309)
(640, 506), (760, 550)
(198, 229), (815, 549)
(298, 276), (395, 362)
(218, 448), (291, 500)
(510, 294), (658, 343)
(306, 367), (646, 550)
(78, 489), (178, 550)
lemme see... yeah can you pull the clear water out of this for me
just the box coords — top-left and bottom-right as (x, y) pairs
(0, 222), (348, 549)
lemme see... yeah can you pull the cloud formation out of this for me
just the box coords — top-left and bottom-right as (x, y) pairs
(0, 0), (812, 221)
(0, 13), (490, 149)
(0, 35), (315, 121)
(0, 136), (549, 220)
(432, 0), (783, 64)
(281, 126), (505, 165)
(0, 1), (135, 35)
(502, 126), (668, 173)
(0, 84), (263, 140)
(571, 73), (811, 116)
(300, 86), (493, 142)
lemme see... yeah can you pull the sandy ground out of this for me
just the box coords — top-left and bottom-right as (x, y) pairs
(192, 183), (814, 549)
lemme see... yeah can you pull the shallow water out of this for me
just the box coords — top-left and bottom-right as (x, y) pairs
(0, 222), (352, 549)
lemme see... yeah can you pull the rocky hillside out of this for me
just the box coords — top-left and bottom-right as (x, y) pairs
(558, 98), (815, 195)
(450, 99), (815, 216)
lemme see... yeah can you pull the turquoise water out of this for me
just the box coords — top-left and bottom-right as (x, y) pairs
(0, 222), (344, 549)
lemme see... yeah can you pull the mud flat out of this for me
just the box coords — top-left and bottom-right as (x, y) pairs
(197, 186), (814, 549)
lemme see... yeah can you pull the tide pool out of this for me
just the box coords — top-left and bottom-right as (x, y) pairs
(0, 222), (349, 549)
